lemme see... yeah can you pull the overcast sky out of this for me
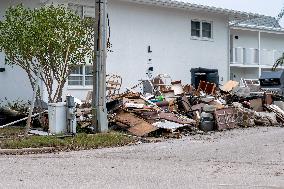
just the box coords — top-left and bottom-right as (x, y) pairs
(177, 0), (284, 26)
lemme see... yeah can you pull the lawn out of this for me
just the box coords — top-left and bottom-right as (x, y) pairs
(0, 127), (135, 151)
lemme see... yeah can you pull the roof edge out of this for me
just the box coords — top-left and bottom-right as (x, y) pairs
(120, 0), (266, 20)
(231, 24), (284, 34)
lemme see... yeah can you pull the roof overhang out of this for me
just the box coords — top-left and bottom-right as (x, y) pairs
(119, 0), (264, 21)
(231, 25), (284, 34)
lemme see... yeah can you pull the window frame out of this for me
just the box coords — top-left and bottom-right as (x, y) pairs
(68, 66), (84, 86)
(68, 65), (93, 87)
(190, 19), (213, 41)
(84, 65), (93, 86)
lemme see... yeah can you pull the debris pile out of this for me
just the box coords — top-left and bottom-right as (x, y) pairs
(76, 75), (284, 138)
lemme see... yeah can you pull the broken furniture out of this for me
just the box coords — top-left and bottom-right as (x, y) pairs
(152, 74), (172, 92)
(75, 73), (284, 138)
(171, 80), (184, 95)
(114, 111), (157, 137)
(106, 74), (122, 98)
(197, 81), (216, 95)
(259, 70), (284, 95)
(220, 80), (239, 92)
(265, 104), (284, 123)
(241, 78), (260, 92)
(190, 67), (219, 89)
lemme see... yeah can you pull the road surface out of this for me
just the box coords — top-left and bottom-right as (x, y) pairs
(0, 126), (284, 189)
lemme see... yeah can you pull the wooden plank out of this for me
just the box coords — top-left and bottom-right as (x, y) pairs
(115, 111), (157, 136)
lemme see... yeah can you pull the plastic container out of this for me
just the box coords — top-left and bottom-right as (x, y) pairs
(200, 121), (214, 132)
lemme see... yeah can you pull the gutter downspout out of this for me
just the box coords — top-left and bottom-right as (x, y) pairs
(227, 17), (231, 82)
(258, 31), (261, 77)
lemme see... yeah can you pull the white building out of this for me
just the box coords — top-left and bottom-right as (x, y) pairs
(230, 17), (284, 81)
(0, 0), (283, 102)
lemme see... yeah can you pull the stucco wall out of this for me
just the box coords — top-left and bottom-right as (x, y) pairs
(231, 28), (284, 51)
(230, 67), (259, 81)
(260, 32), (284, 51)
(63, 0), (230, 100)
(106, 0), (229, 90)
(230, 28), (284, 82)
(230, 29), (259, 49)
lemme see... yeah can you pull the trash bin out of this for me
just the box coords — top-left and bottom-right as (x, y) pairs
(48, 102), (67, 134)
(200, 112), (214, 132)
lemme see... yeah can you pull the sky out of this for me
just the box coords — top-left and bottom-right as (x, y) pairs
(177, 0), (284, 26)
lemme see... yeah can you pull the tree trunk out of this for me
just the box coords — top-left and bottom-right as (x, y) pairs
(25, 68), (41, 136)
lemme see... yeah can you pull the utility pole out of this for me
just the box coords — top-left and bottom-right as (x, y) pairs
(92, 0), (108, 132)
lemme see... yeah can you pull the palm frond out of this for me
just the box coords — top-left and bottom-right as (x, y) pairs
(272, 52), (284, 71)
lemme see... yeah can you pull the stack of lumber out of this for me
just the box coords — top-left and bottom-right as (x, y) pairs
(265, 104), (284, 123)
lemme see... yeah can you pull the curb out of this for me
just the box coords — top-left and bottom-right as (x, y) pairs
(0, 147), (56, 155)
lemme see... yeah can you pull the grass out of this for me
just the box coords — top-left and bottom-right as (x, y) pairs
(0, 127), (25, 138)
(0, 127), (135, 150)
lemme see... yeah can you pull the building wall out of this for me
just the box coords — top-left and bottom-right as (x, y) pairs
(230, 67), (259, 81)
(230, 29), (259, 49)
(1, 0), (231, 102)
(62, 0), (230, 100)
(106, 0), (229, 90)
(260, 32), (284, 51)
(231, 28), (284, 51)
(230, 28), (284, 81)
(0, 0), (43, 104)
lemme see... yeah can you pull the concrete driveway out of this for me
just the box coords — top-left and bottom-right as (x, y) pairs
(0, 127), (283, 189)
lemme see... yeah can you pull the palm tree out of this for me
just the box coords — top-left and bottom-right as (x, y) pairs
(272, 53), (284, 71)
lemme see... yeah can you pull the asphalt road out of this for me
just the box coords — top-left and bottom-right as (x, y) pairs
(0, 127), (284, 189)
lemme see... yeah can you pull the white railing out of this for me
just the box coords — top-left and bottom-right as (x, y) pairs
(231, 47), (243, 64)
(231, 47), (284, 66)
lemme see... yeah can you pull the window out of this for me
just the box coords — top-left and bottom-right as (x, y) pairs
(68, 65), (93, 86)
(68, 4), (84, 18)
(68, 4), (96, 18)
(68, 66), (83, 86)
(85, 66), (93, 85)
(191, 21), (200, 37)
(202, 22), (212, 38)
(191, 20), (213, 39)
